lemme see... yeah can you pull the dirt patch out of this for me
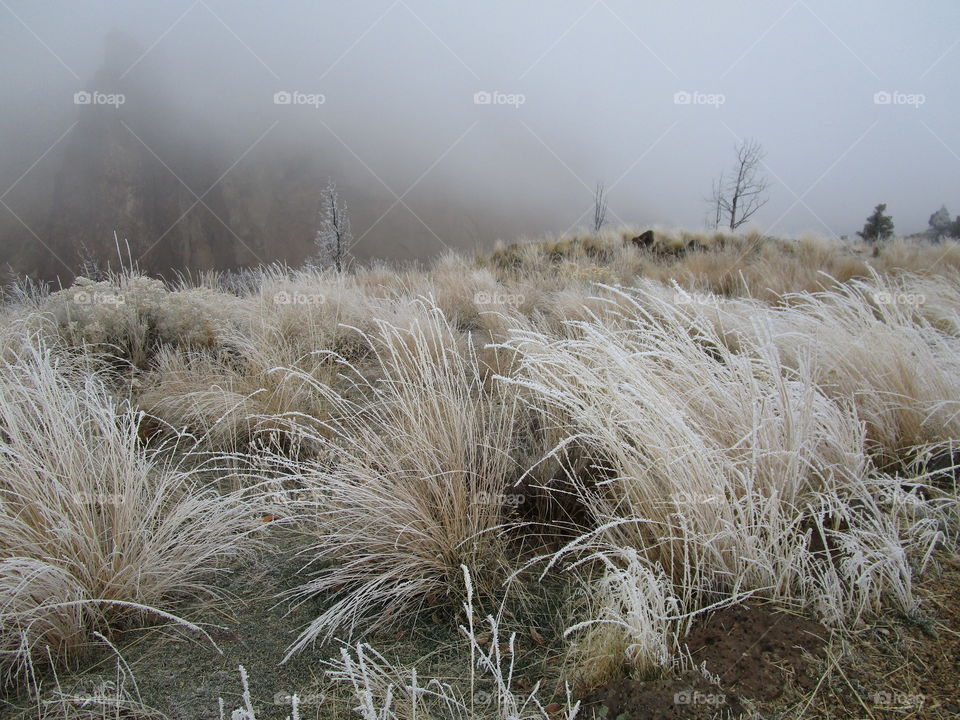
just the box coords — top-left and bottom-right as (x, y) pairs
(580, 603), (829, 720)
(905, 556), (960, 714)
(684, 603), (830, 702)
(813, 552), (960, 719)
(593, 552), (960, 720)
(584, 672), (745, 720)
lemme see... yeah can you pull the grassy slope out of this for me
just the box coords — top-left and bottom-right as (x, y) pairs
(1, 230), (959, 719)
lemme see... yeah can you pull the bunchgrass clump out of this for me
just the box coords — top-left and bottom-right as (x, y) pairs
(250, 300), (525, 655)
(0, 339), (264, 683)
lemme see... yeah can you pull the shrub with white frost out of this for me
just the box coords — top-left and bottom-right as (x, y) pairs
(41, 274), (247, 365)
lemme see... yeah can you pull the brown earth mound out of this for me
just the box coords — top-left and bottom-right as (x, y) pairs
(585, 672), (745, 720)
(583, 603), (829, 719)
(684, 603), (829, 701)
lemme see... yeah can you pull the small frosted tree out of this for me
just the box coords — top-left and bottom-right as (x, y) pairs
(928, 205), (952, 241)
(857, 203), (894, 243)
(593, 182), (608, 233)
(313, 179), (352, 273)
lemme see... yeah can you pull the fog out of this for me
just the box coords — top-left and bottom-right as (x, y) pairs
(0, 1), (957, 278)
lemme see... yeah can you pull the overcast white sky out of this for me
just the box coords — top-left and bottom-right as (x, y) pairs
(1, 0), (958, 259)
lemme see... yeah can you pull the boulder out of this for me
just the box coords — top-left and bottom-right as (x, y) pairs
(629, 229), (656, 249)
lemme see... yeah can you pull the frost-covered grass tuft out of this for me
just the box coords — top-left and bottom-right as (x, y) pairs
(0, 339), (265, 684)
(253, 300), (524, 655)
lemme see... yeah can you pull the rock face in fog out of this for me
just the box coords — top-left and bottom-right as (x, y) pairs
(38, 32), (315, 279)
(14, 32), (521, 281)
(44, 104), (232, 276)
(30, 35), (455, 281)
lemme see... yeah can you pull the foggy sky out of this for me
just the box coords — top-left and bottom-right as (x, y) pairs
(1, 0), (958, 270)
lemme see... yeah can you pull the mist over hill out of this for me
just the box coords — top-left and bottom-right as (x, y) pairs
(0, 1), (957, 281)
(6, 31), (547, 281)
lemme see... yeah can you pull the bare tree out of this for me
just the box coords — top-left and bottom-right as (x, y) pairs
(709, 139), (770, 231)
(707, 171), (725, 230)
(76, 239), (105, 280)
(313, 178), (352, 273)
(593, 182), (608, 233)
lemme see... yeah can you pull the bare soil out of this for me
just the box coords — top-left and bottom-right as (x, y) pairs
(581, 551), (960, 720)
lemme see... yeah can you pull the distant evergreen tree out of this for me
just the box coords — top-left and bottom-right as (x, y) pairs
(928, 205), (952, 241)
(857, 203), (894, 243)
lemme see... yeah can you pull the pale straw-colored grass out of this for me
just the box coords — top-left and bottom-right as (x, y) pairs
(0, 339), (265, 683)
